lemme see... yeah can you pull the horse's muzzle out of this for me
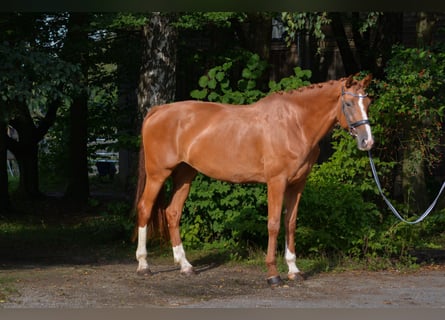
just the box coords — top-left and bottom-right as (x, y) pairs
(357, 135), (374, 151)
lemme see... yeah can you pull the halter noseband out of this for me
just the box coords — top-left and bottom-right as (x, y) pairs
(341, 87), (370, 134)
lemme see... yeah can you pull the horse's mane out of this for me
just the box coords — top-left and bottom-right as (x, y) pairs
(272, 78), (345, 98)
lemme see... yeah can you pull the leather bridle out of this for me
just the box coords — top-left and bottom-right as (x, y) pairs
(341, 87), (370, 136)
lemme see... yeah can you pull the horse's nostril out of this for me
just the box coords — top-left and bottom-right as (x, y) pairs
(361, 137), (374, 150)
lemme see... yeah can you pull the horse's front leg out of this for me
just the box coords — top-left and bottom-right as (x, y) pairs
(265, 178), (286, 287)
(284, 184), (305, 281)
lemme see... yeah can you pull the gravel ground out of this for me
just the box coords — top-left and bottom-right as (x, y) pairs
(1, 260), (445, 308)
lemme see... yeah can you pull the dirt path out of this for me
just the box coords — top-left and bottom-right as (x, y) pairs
(1, 260), (445, 308)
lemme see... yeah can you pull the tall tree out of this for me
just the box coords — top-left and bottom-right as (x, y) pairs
(137, 13), (177, 119)
(8, 97), (62, 197)
(329, 12), (360, 75)
(109, 13), (144, 192)
(0, 120), (8, 212)
(61, 13), (91, 201)
(0, 28), (78, 200)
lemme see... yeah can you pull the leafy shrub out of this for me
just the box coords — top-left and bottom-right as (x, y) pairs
(181, 175), (268, 249)
(190, 53), (268, 104)
(356, 45), (445, 262)
(370, 45), (445, 210)
(297, 179), (381, 255)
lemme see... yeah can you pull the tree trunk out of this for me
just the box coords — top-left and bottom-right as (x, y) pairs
(0, 121), (10, 212)
(361, 13), (403, 79)
(7, 98), (58, 199)
(15, 143), (40, 197)
(416, 12), (438, 47)
(115, 28), (142, 193)
(62, 13), (90, 201)
(240, 13), (272, 63)
(64, 93), (89, 200)
(137, 13), (177, 119)
(329, 12), (360, 76)
(402, 143), (428, 212)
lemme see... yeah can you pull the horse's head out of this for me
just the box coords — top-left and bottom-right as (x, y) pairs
(337, 74), (374, 151)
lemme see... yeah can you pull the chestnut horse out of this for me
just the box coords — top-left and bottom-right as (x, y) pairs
(134, 74), (373, 286)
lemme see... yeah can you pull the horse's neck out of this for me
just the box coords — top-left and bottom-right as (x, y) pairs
(289, 86), (340, 145)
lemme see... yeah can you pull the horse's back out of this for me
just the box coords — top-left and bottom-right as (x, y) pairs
(141, 101), (270, 182)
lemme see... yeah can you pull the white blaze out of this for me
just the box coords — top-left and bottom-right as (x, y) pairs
(358, 97), (373, 144)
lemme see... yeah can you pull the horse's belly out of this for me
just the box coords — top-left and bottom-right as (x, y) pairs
(185, 143), (267, 183)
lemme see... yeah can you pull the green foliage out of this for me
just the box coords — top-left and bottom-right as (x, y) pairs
(358, 12), (382, 33)
(281, 12), (331, 48)
(297, 179), (381, 255)
(0, 41), (80, 118)
(0, 40), (83, 188)
(268, 67), (312, 92)
(371, 45), (445, 171)
(181, 174), (268, 249)
(296, 130), (383, 256)
(106, 12), (147, 29)
(173, 12), (246, 30)
(191, 53), (268, 104)
(342, 45), (445, 262)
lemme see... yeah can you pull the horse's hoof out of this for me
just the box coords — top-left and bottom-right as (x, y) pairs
(180, 268), (197, 276)
(288, 272), (305, 281)
(267, 275), (284, 288)
(136, 268), (153, 276)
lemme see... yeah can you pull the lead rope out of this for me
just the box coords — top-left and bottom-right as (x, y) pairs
(368, 151), (445, 224)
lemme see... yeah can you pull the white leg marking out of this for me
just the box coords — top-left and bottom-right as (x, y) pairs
(285, 246), (300, 275)
(136, 226), (149, 272)
(173, 244), (193, 273)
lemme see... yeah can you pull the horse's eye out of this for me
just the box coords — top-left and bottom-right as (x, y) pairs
(344, 101), (353, 108)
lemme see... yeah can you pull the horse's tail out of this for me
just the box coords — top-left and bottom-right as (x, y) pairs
(131, 115), (170, 243)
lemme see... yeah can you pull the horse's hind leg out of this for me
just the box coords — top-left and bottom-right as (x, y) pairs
(284, 184), (304, 281)
(136, 171), (170, 275)
(166, 163), (197, 275)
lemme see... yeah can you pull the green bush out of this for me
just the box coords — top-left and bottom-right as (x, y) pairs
(297, 179), (381, 255)
(370, 45), (445, 209)
(294, 127), (385, 257)
(181, 175), (268, 249)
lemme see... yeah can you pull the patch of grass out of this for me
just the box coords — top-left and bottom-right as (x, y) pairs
(0, 213), (136, 265)
(1, 215), (131, 245)
(0, 277), (19, 303)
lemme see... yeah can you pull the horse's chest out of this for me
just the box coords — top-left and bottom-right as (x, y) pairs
(286, 147), (320, 184)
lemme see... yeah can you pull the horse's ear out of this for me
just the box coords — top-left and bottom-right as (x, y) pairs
(345, 74), (354, 88)
(361, 74), (373, 88)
